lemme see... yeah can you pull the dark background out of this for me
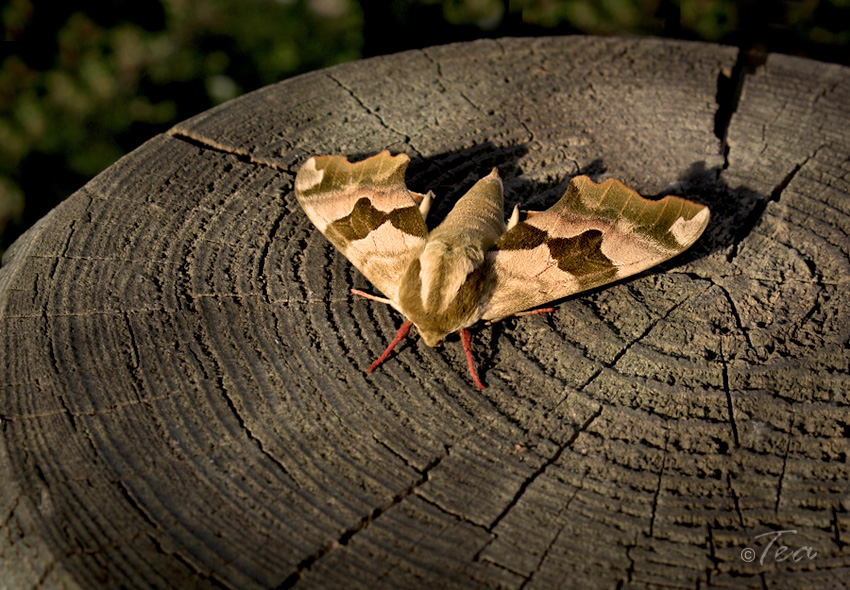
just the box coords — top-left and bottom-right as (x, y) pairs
(2, 0), (848, 253)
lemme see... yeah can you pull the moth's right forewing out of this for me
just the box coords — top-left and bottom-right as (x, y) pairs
(481, 175), (709, 320)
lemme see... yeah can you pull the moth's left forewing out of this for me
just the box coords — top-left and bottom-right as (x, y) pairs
(294, 152), (429, 303)
(481, 175), (709, 320)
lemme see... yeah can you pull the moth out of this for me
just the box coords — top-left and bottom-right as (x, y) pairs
(294, 151), (709, 389)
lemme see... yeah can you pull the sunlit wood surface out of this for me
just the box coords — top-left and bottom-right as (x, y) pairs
(1, 37), (848, 589)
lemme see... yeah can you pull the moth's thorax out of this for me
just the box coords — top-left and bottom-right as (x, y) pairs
(418, 241), (483, 314)
(398, 252), (492, 347)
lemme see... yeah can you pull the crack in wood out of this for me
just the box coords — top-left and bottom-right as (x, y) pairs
(0, 390), (178, 421)
(147, 533), (235, 590)
(648, 429), (670, 537)
(726, 145), (825, 264)
(715, 282), (756, 355)
(705, 524), (719, 585)
(275, 447), (450, 589)
(178, 305), (297, 485)
(115, 479), (159, 530)
(370, 435), (438, 476)
(471, 555), (529, 583)
(726, 472), (745, 529)
(774, 410), (795, 513)
(832, 506), (847, 549)
(416, 495), (492, 532)
(618, 536), (637, 588)
(485, 407), (602, 533)
(571, 284), (711, 396)
(32, 555), (59, 590)
(168, 129), (289, 172)
(323, 72), (418, 155)
(718, 341), (740, 447)
(714, 47), (765, 170)
(2, 307), (181, 320)
(517, 472), (586, 589)
(419, 48), (448, 95)
(0, 495), (20, 532)
(217, 383), (296, 482)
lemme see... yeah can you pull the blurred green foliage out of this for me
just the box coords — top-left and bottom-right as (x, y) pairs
(2, 0), (848, 253)
(1, 0), (362, 251)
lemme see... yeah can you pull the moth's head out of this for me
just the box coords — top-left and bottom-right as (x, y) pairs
(400, 261), (487, 349)
(417, 326), (449, 348)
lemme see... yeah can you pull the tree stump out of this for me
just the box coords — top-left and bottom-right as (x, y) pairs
(1, 37), (848, 589)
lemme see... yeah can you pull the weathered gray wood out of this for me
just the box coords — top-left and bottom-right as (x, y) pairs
(1, 37), (848, 589)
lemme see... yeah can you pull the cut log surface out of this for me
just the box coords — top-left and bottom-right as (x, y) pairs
(1, 37), (849, 589)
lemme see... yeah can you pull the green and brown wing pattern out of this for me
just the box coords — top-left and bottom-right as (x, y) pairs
(482, 175), (709, 320)
(294, 151), (429, 302)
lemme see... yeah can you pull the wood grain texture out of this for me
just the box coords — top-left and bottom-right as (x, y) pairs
(1, 37), (848, 589)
